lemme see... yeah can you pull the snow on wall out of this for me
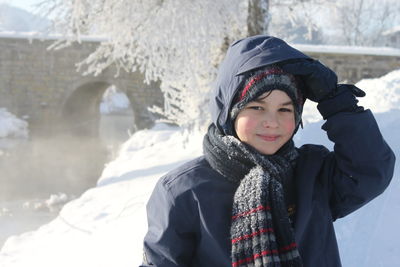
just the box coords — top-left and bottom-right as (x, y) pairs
(292, 43), (400, 57)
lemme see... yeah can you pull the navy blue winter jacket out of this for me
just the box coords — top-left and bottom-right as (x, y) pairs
(141, 36), (395, 267)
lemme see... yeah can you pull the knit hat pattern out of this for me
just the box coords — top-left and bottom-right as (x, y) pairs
(230, 66), (304, 127)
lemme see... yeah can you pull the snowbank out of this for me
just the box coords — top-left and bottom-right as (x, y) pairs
(356, 70), (400, 113)
(0, 70), (399, 267)
(0, 108), (28, 139)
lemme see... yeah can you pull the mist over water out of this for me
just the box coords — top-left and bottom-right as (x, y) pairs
(0, 134), (107, 201)
(0, 112), (134, 247)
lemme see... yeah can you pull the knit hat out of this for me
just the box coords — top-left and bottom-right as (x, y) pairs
(230, 65), (304, 128)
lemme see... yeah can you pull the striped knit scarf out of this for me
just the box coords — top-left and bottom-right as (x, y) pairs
(203, 124), (303, 267)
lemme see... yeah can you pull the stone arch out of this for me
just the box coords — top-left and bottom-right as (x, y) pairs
(60, 80), (154, 137)
(119, 79), (163, 130)
(61, 81), (111, 137)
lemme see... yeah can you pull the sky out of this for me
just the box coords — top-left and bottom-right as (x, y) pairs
(0, 0), (41, 12)
(0, 69), (399, 266)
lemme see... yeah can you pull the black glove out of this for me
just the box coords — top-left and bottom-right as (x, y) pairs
(281, 59), (338, 102)
(317, 84), (366, 119)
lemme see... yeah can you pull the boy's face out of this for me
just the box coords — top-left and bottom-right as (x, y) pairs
(234, 90), (296, 155)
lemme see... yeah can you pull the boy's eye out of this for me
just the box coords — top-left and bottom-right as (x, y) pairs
(247, 106), (263, 110)
(279, 108), (293, 112)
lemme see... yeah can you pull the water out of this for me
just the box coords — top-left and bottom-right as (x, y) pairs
(99, 112), (136, 160)
(0, 113), (134, 248)
(0, 199), (59, 247)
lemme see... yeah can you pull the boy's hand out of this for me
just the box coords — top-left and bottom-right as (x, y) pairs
(281, 59), (338, 102)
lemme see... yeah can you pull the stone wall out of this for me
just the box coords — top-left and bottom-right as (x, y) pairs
(1, 35), (399, 136)
(0, 35), (163, 135)
(294, 45), (400, 83)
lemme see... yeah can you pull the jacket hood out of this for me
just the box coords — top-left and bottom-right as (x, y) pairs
(210, 35), (311, 134)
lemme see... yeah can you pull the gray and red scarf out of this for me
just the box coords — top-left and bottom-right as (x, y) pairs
(203, 124), (303, 267)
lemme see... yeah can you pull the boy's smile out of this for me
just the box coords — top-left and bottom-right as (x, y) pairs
(234, 90), (296, 155)
(258, 134), (279, 142)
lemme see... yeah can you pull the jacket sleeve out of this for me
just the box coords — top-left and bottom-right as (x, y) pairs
(318, 93), (396, 220)
(141, 177), (196, 267)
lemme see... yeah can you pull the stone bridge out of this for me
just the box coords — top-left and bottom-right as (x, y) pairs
(0, 34), (399, 137)
(293, 44), (400, 84)
(0, 34), (163, 137)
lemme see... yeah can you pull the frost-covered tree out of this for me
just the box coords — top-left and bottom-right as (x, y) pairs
(267, 0), (400, 46)
(39, 0), (271, 131)
(332, 0), (400, 46)
(268, 0), (334, 44)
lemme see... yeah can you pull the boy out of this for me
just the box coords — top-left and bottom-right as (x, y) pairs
(141, 35), (395, 266)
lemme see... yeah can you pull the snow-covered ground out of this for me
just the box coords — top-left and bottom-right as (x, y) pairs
(0, 70), (399, 266)
(0, 108), (28, 140)
(0, 108), (28, 159)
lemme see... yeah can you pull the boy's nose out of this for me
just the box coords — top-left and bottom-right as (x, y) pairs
(262, 114), (279, 128)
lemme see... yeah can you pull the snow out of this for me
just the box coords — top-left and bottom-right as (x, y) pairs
(99, 86), (131, 115)
(0, 31), (108, 42)
(0, 123), (203, 267)
(292, 43), (400, 57)
(0, 108), (28, 139)
(0, 69), (399, 266)
(356, 70), (400, 113)
(383, 25), (400, 36)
